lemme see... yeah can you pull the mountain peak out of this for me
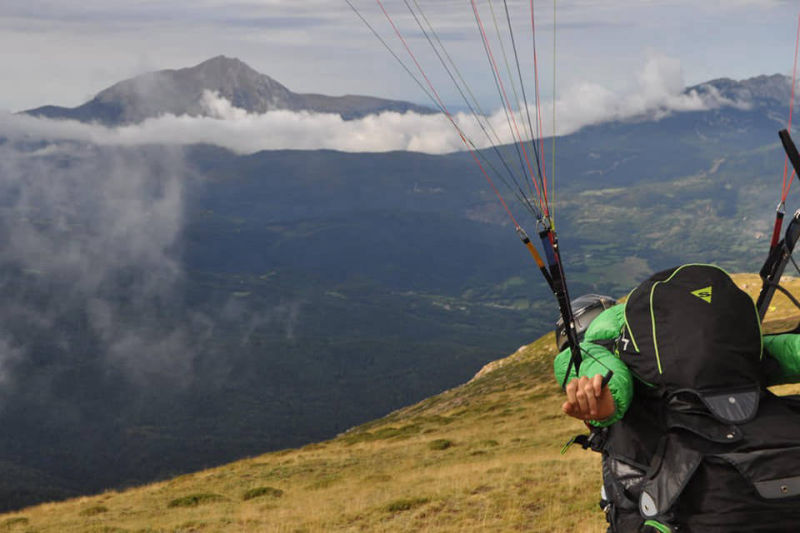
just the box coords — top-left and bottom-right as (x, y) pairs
(185, 55), (266, 83)
(197, 55), (249, 68)
(85, 56), (292, 123)
(24, 57), (435, 125)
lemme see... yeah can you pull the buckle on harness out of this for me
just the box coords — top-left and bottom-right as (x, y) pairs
(561, 427), (608, 454)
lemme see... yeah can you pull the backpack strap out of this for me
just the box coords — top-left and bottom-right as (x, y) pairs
(639, 433), (703, 521)
(664, 408), (743, 443)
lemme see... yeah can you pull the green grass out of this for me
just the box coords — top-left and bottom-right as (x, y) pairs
(166, 493), (225, 508)
(384, 497), (430, 513)
(241, 486), (283, 501)
(427, 439), (454, 451)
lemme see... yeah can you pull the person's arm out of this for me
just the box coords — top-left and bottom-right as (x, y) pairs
(554, 341), (633, 426)
(763, 333), (800, 385)
(554, 304), (633, 425)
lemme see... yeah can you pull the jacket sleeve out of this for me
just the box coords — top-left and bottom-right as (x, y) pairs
(553, 304), (633, 427)
(763, 333), (800, 385)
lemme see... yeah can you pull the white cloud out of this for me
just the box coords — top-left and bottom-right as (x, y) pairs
(0, 142), (198, 392)
(0, 54), (752, 155)
(548, 53), (752, 132)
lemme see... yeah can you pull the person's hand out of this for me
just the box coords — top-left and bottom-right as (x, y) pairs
(562, 374), (615, 421)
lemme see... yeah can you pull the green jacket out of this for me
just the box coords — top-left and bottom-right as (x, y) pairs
(553, 304), (800, 427)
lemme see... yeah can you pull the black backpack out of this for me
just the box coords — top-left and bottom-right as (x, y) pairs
(621, 263), (763, 423)
(583, 264), (800, 532)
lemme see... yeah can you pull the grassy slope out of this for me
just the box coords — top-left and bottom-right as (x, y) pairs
(3, 275), (800, 533)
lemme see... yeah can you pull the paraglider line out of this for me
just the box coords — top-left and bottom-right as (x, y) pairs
(551, 0), (557, 226)
(530, 0), (550, 211)
(772, 13), (800, 251)
(501, 0), (546, 203)
(781, 12), (800, 203)
(402, 0), (541, 218)
(344, 0), (442, 115)
(470, 0), (547, 214)
(374, 0), (524, 227)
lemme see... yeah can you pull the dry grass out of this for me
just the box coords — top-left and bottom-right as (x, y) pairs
(2, 274), (799, 532)
(0, 335), (606, 532)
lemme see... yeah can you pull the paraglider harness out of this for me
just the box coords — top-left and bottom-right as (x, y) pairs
(564, 131), (800, 533)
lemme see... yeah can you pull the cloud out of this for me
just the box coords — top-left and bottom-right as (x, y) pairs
(0, 121), (328, 498)
(0, 143), (196, 393)
(0, 54), (752, 156)
(220, 296), (304, 345)
(548, 52), (752, 133)
(0, 135), (319, 403)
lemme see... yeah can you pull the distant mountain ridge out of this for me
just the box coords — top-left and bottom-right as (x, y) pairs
(22, 55), (795, 130)
(689, 74), (795, 107)
(24, 56), (435, 124)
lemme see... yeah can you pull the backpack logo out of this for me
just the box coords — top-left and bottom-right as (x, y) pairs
(691, 286), (712, 304)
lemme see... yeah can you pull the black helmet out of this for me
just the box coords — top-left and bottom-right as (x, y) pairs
(555, 294), (617, 352)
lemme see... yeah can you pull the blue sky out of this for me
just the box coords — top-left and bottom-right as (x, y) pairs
(0, 0), (797, 113)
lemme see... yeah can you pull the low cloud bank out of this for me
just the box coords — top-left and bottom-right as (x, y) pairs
(0, 55), (750, 155)
(551, 53), (750, 131)
(0, 142), (306, 393)
(0, 144), (192, 392)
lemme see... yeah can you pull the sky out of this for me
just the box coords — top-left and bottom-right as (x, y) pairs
(0, 0), (798, 114)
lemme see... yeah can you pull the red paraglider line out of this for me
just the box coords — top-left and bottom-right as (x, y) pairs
(782, 12), (800, 202)
(374, 0), (522, 228)
(530, 0), (549, 210)
(786, 170), (797, 199)
(470, 0), (547, 216)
